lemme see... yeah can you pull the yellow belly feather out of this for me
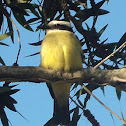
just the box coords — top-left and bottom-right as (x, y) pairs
(40, 31), (82, 107)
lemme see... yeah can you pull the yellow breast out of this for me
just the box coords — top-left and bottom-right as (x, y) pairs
(40, 30), (82, 71)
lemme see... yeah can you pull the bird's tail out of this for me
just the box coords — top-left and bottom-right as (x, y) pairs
(53, 99), (70, 125)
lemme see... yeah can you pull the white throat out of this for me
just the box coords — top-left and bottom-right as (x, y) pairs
(46, 29), (71, 34)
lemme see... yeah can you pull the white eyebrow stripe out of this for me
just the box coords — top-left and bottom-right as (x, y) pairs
(48, 20), (71, 28)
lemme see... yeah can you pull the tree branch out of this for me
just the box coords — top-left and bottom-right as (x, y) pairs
(0, 66), (126, 88)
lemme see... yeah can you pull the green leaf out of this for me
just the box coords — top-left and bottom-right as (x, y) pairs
(13, 11), (33, 31)
(17, 3), (38, 9)
(30, 8), (40, 18)
(8, 96), (17, 104)
(0, 42), (9, 46)
(74, 9), (92, 21)
(115, 88), (122, 100)
(93, 0), (106, 9)
(116, 32), (126, 48)
(75, 0), (109, 21)
(100, 38), (108, 44)
(44, 118), (54, 126)
(0, 32), (13, 41)
(0, 108), (9, 126)
(72, 107), (79, 120)
(10, 5), (29, 16)
(84, 93), (91, 108)
(0, 12), (3, 31)
(84, 109), (100, 125)
(7, 17), (14, 43)
(42, 0), (60, 19)
(120, 109), (125, 120)
(6, 89), (20, 95)
(71, 107), (81, 126)
(100, 86), (105, 95)
(75, 84), (99, 98)
(75, 88), (85, 97)
(97, 9), (109, 15)
(29, 41), (42, 46)
(68, 0), (80, 12)
(98, 24), (108, 37)
(0, 87), (10, 94)
(85, 23), (90, 31)
(110, 112), (116, 126)
(9, 84), (19, 88)
(77, 98), (84, 107)
(14, 3), (39, 17)
(0, 85), (20, 126)
(0, 56), (5, 65)
(26, 18), (40, 25)
(5, 98), (17, 112)
(75, 8), (109, 21)
(69, 107), (76, 114)
(70, 83), (78, 92)
(89, 0), (95, 7)
(25, 52), (40, 57)
(79, 86), (83, 97)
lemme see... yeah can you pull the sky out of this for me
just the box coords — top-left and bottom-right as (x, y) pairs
(0, 0), (126, 126)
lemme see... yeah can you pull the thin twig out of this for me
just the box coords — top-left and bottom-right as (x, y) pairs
(8, 17), (21, 64)
(94, 41), (126, 69)
(69, 96), (83, 109)
(3, 9), (21, 64)
(82, 85), (126, 125)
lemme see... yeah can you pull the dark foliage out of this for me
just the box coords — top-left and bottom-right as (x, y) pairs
(0, 84), (20, 126)
(0, 0), (125, 125)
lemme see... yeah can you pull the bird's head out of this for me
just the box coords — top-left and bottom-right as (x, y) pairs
(36, 20), (73, 33)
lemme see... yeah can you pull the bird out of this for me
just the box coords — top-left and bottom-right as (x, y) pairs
(40, 20), (82, 125)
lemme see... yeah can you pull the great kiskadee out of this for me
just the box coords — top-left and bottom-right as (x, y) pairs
(40, 20), (82, 125)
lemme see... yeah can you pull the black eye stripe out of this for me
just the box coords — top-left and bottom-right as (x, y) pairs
(48, 24), (73, 32)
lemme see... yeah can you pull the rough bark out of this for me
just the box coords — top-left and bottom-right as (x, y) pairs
(0, 66), (126, 87)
